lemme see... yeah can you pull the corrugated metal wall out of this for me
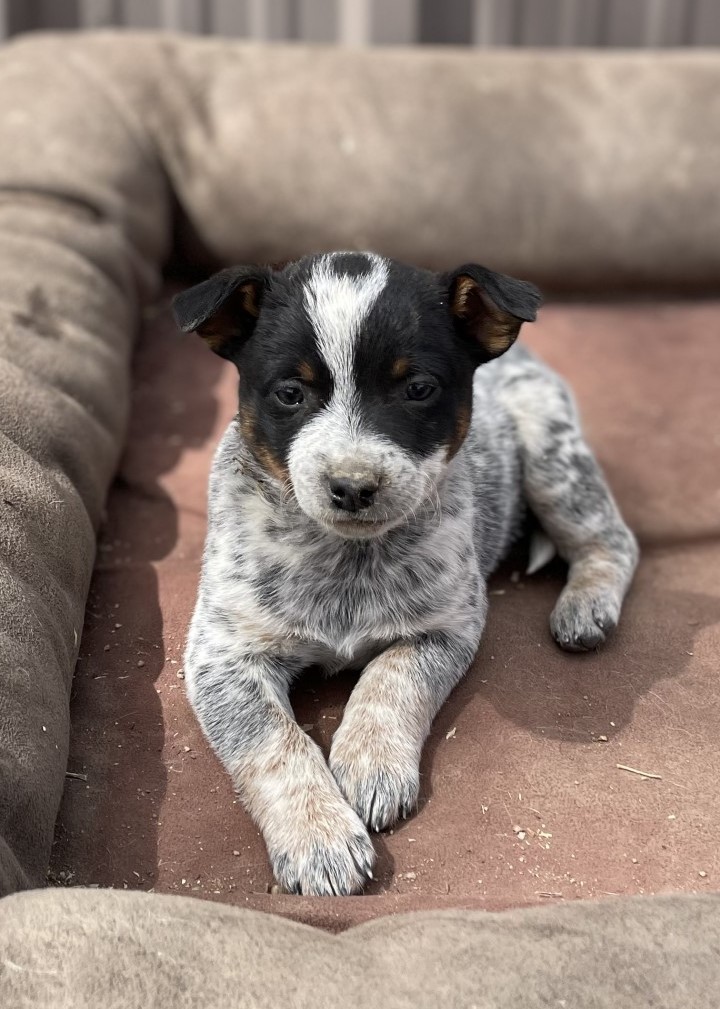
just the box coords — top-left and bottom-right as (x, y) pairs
(1, 0), (719, 46)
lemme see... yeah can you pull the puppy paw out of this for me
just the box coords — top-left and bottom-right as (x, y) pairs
(268, 794), (375, 897)
(550, 588), (620, 652)
(330, 732), (420, 832)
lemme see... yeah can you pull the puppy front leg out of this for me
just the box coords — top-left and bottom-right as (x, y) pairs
(186, 651), (375, 895)
(329, 629), (480, 832)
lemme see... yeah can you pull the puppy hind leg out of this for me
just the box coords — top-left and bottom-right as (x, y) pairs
(504, 373), (638, 651)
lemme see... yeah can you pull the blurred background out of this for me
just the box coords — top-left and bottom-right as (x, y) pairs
(1, 0), (719, 46)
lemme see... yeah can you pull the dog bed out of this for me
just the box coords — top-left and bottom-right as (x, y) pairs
(0, 31), (719, 937)
(3, 888), (720, 1008)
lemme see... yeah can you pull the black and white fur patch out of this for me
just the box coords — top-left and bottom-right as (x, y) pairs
(173, 252), (638, 897)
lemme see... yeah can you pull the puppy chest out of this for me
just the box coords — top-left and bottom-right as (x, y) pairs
(230, 538), (470, 657)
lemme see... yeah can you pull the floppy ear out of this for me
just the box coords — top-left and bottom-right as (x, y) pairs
(445, 264), (541, 363)
(171, 265), (271, 360)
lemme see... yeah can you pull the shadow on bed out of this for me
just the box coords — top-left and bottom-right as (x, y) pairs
(50, 301), (225, 890)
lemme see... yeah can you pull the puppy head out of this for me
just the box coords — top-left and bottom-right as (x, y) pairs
(173, 253), (540, 539)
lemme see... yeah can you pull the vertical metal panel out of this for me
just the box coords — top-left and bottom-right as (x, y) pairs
(337, 0), (371, 44)
(371, 0), (417, 44)
(420, 0), (472, 44)
(40, 0), (80, 28)
(649, 0), (692, 44)
(158, 0), (207, 32)
(518, 0), (565, 45)
(472, 0), (517, 46)
(557, 0), (579, 45)
(0, 0), (712, 47)
(691, 0), (720, 44)
(11, 0), (80, 31)
(122, 0), (160, 29)
(6, 0), (35, 34)
(79, 0), (120, 27)
(603, 0), (648, 46)
(208, 0), (248, 36)
(598, 0), (688, 47)
(662, 0), (688, 44)
(297, 0), (336, 42)
(246, 0), (293, 40)
(566, 0), (604, 44)
(643, 0), (670, 45)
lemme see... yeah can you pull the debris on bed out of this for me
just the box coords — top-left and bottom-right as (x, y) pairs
(617, 763), (662, 780)
(47, 868), (76, 887)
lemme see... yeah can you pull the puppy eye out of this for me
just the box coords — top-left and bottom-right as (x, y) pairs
(275, 383), (305, 407)
(406, 381), (437, 402)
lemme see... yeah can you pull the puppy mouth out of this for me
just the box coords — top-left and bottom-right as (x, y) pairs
(316, 511), (398, 540)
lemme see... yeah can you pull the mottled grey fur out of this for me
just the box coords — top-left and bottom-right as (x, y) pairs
(183, 256), (638, 897)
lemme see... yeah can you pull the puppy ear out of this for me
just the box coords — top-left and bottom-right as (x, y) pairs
(445, 264), (541, 363)
(172, 265), (271, 359)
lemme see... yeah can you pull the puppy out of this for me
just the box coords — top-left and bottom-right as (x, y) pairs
(173, 252), (638, 897)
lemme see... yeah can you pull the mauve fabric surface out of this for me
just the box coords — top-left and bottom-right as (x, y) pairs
(50, 299), (720, 930)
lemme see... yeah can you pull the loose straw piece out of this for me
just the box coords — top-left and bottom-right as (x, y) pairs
(617, 763), (662, 780)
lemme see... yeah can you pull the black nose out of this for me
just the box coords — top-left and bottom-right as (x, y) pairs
(329, 477), (378, 513)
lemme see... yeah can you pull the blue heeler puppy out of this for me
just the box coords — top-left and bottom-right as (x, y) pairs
(173, 252), (638, 896)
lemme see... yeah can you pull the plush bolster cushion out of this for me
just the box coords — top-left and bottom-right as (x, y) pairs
(155, 42), (720, 293)
(0, 30), (718, 894)
(1, 888), (719, 1007)
(4, 33), (716, 296)
(0, 34), (170, 892)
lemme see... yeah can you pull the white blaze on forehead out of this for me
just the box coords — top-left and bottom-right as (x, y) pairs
(303, 253), (389, 403)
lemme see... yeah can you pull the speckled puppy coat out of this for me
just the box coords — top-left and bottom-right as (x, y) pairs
(173, 252), (638, 897)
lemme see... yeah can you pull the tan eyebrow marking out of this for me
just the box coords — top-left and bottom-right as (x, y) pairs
(298, 361), (315, 383)
(391, 357), (411, 380)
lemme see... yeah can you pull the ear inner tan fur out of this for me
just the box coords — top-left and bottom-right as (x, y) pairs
(451, 274), (519, 359)
(172, 266), (269, 359)
(239, 281), (261, 319)
(196, 281), (261, 348)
